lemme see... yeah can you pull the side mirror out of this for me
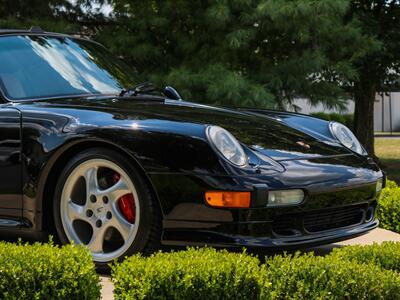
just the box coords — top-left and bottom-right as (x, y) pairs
(163, 86), (182, 100)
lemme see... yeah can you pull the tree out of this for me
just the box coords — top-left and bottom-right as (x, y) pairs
(252, 0), (373, 110)
(97, 0), (370, 109)
(0, 0), (107, 33)
(349, 0), (400, 156)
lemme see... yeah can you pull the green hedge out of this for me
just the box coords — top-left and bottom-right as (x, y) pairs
(377, 180), (400, 233)
(112, 245), (400, 300)
(310, 112), (354, 130)
(330, 242), (400, 273)
(0, 241), (100, 300)
(111, 248), (261, 300)
(261, 252), (400, 299)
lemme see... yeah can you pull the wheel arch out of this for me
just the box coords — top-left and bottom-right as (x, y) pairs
(38, 139), (163, 232)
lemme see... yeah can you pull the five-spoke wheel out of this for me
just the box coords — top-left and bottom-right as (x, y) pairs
(54, 148), (160, 266)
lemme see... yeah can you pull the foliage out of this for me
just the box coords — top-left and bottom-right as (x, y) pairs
(0, 240), (100, 299)
(0, 0), (107, 34)
(310, 112), (354, 130)
(111, 247), (261, 300)
(350, 1), (400, 155)
(377, 179), (400, 233)
(351, 0), (400, 90)
(112, 246), (400, 300)
(96, 0), (371, 109)
(261, 252), (400, 299)
(330, 241), (400, 273)
(384, 179), (398, 189)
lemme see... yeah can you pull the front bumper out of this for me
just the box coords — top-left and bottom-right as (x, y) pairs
(149, 155), (383, 249)
(150, 174), (381, 249)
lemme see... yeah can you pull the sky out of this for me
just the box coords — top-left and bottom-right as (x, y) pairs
(68, 0), (113, 16)
(95, 2), (113, 16)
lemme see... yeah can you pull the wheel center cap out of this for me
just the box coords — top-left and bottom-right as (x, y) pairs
(93, 204), (106, 218)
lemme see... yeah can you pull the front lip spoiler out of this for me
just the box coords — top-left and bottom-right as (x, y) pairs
(247, 220), (379, 249)
(161, 220), (379, 249)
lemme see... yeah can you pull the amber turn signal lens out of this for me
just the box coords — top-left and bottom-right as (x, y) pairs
(205, 191), (251, 208)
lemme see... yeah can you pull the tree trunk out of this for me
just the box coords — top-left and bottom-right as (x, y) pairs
(353, 79), (377, 157)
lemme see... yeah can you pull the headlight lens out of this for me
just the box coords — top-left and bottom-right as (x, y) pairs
(329, 122), (366, 155)
(206, 126), (247, 166)
(268, 189), (304, 206)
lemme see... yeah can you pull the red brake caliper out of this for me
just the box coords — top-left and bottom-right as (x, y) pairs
(113, 173), (136, 224)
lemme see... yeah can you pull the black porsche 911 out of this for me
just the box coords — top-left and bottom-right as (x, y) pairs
(0, 27), (384, 267)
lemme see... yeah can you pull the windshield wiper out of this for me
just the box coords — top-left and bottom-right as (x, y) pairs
(119, 82), (158, 97)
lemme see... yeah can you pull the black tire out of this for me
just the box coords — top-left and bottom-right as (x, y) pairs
(53, 148), (161, 270)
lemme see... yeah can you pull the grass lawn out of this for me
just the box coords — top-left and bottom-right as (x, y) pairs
(375, 138), (400, 184)
(375, 132), (400, 136)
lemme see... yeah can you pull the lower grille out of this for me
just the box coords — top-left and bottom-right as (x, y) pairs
(272, 205), (366, 235)
(304, 205), (365, 233)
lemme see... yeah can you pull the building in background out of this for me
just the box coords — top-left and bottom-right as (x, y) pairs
(292, 92), (400, 133)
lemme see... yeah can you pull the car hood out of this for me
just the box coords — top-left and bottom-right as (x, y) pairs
(19, 97), (351, 161)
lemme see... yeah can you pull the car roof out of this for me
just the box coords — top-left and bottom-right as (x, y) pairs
(0, 27), (69, 37)
(0, 29), (32, 35)
(0, 27), (103, 48)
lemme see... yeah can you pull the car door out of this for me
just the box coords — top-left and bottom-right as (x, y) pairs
(0, 103), (22, 226)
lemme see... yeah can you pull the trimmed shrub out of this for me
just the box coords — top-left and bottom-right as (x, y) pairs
(384, 179), (398, 189)
(112, 245), (400, 300)
(377, 180), (400, 233)
(111, 248), (261, 300)
(260, 252), (400, 299)
(310, 112), (354, 130)
(330, 242), (400, 273)
(0, 241), (100, 300)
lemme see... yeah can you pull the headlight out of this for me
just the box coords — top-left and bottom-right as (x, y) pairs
(268, 189), (304, 206)
(206, 126), (248, 166)
(329, 122), (366, 155)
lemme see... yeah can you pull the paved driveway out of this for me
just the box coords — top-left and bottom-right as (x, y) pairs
(100, 228), (400, 300)
(307, 228), (400, 255)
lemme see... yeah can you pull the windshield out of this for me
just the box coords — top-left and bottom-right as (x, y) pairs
(0, 35), (139, 101)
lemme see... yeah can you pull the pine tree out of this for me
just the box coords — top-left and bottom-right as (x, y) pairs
(96, 0), (372, 110)
(350, 0), (400, 156)
(0, 0), (107, 33)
